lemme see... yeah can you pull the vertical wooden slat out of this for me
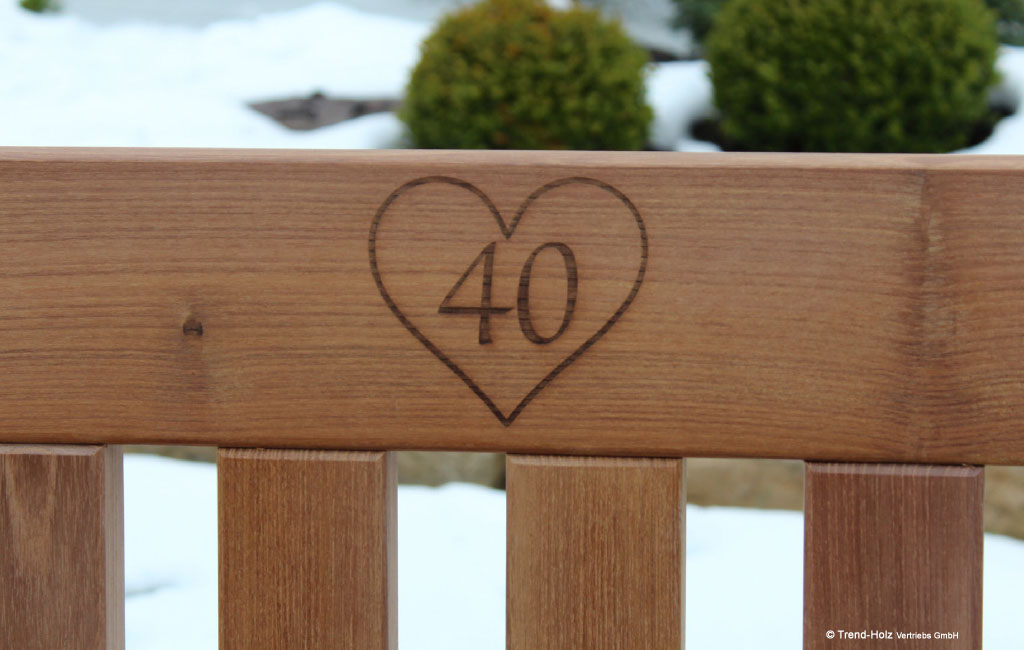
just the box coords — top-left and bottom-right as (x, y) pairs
(804, 463), (983, 649)
(0, 444), (124, 650)
(219, 449), (396, 650)
(507, 455), (685, 649)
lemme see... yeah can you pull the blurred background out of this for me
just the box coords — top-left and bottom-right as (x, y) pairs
(9, 0), (1024, 153)
(4, 0), (1024, 647)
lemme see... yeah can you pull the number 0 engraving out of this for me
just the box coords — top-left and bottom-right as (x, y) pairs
(517, 242), (578, 344)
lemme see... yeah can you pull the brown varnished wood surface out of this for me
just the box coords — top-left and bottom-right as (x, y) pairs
(1, 149), (1024, 463)
(218, 449), (396, 650)
(506, 455), (684, 649)
(0, 444), (124, 650)
(804, 463), (983, 649)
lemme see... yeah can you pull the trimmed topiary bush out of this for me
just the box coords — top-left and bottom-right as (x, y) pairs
(401, 0), (653, 150)
(705, 0), (1000, 153)
(675, 0), (1020, 48)
(676, 0), (1022, 47)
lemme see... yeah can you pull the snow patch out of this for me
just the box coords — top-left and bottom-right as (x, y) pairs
(123, 455), (1024, 650)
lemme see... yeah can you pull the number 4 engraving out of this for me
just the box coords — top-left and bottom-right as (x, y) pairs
(438, 242), (512, 344)
(439, 241), (578, 345)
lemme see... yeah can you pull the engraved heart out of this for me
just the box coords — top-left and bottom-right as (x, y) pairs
(369, 176), (647, 425)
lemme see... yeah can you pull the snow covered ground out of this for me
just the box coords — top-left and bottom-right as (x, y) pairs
(3, 2), (1023, 647)
(0, 1), (424, 148)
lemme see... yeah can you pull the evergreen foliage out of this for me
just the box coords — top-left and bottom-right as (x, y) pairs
(674, 0), (1022, 46)
(705, 0), (1000, 152)
(401, 0), (652, 150)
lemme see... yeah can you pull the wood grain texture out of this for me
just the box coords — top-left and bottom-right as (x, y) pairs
(218, 449), (396, 650)
(506, 455), (684, 649)
(804, 463), (982, 649)
(0, 444), (124, 650)
(1, 148), (1024, 463)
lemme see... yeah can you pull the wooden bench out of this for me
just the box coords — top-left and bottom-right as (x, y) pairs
(1, 148), (1019, 649)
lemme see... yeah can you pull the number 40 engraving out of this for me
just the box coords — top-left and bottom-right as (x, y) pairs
(438, 242), (578, 345)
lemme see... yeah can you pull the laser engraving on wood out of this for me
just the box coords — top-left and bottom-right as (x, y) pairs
(516, 242), (578, 345)
(4, 149), (1024, 464)
(369, 176), (647, 425)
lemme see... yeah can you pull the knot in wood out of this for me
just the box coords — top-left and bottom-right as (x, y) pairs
(182, 316), (203, 336)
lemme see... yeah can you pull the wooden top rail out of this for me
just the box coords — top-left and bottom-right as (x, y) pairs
(2, 147), (1024, 464)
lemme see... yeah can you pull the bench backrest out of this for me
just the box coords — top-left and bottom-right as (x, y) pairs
(0, 148), (1014, 648)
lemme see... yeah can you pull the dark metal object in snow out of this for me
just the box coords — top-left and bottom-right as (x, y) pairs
(249, 91), (401, 131)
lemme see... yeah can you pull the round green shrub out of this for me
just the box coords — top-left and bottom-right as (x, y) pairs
(705, 0), (1000, 153)
(401, 0), (653, 150)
